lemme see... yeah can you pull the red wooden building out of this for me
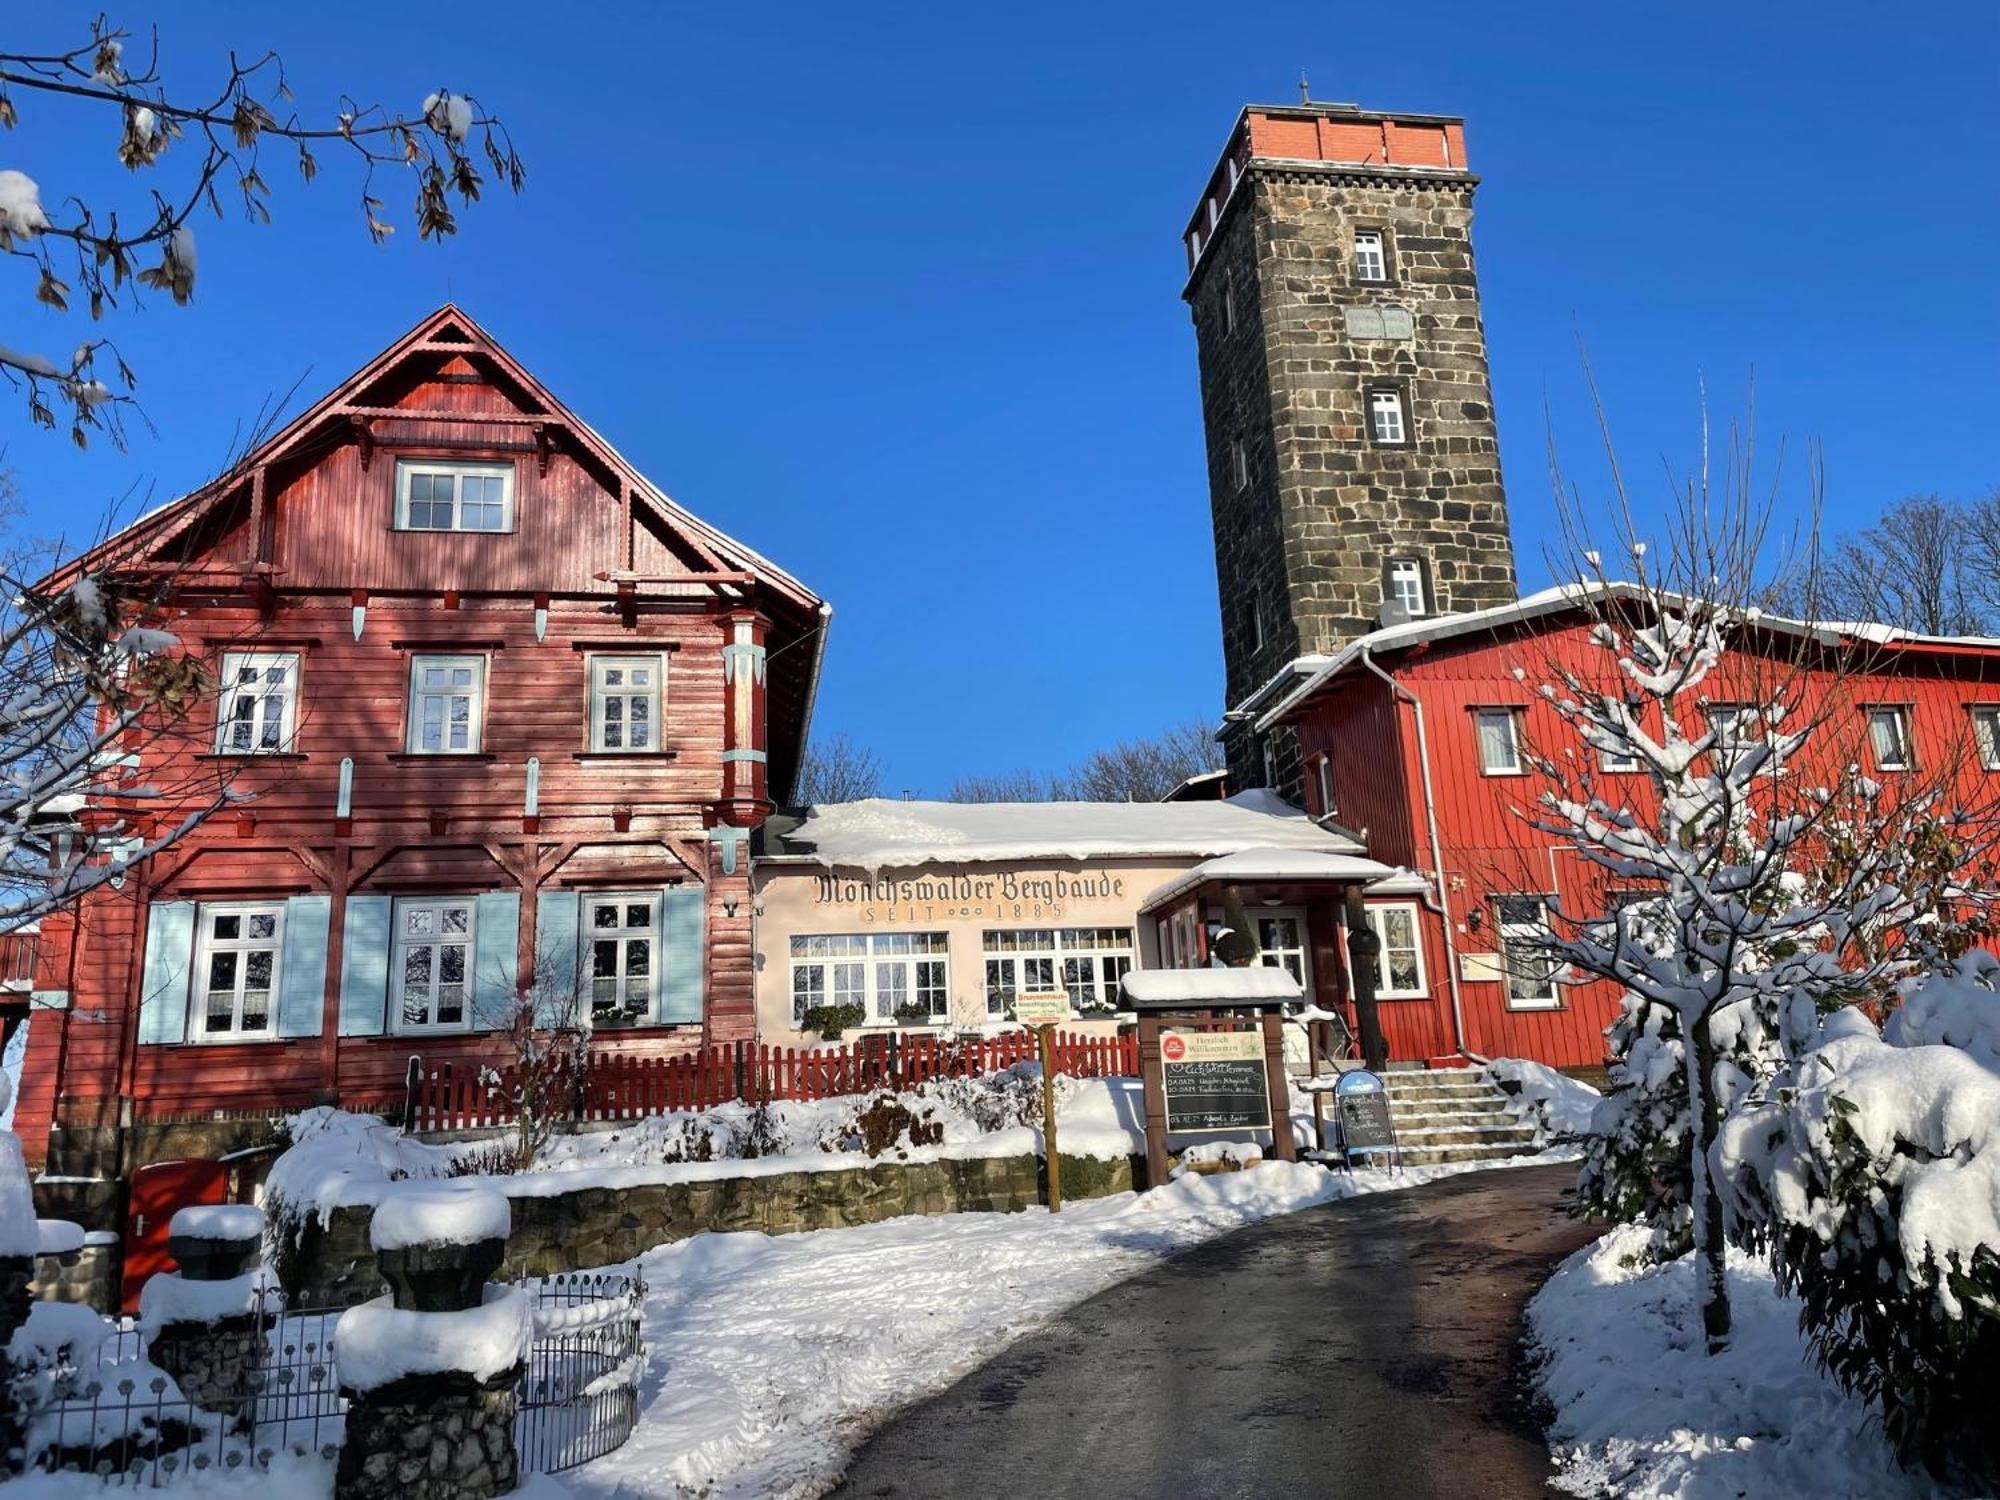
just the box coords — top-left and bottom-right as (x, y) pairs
(1244, 583), (2000, 1071)
(13, 306), (828, 1182)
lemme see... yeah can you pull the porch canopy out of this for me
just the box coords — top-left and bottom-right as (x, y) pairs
(1137, 847), (1401, 916)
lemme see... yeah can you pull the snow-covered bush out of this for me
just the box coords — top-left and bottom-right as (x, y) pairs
(1487, 1056), (1601, 1146)
(1715, 1010), (2000, 1483)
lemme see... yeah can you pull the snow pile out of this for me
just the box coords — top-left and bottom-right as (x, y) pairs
(1883, 949), (2000, 1070)
(36, 1219), (85, 1256)
(1489, 1058), (1601, 1142)
(370, 1184), (511, 1250)
(1, 1018), (24, 1130)
(422, 90), (474, 143)
(137, 1267), (278, 1337)
(170, 1203), (263, 1241)
(1172, 1140), (1263, 1175)
(1529, 1223), (1943, 1499)
(264, 1106), (474, 1225)
(0, 169), (49, 243)
(1121, 966), (1299, 1004)
(0, 1124), (35, 1258)
(335, 1283), (532, 1393)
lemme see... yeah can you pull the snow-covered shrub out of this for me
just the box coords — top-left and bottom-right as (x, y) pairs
(1715, 1013), (2000, 1483)
(1488, 1056), (1600, 1145)
(1883, 949), (2000, 1068)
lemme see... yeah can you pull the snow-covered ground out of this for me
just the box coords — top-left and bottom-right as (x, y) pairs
(1529, 1222), (1948, 1499)
(1489, 1056), (1602, 1141)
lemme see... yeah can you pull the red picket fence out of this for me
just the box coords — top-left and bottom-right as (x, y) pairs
(407, 1029), (1142, 1134)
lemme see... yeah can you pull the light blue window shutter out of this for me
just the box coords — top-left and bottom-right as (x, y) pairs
(658, 885), (705, 1024)
(472, 890), (522, 1030)
(533, 889), (580, 1029)
(137, 901), (196, 1045)
(277, 894), (332, 1038)
(337, 895), (392, 1037)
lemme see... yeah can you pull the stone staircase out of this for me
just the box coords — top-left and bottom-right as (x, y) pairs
(1377, 1067), (1540, 1166)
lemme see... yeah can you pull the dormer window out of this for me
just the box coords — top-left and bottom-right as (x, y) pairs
(395, 460), (514, 533)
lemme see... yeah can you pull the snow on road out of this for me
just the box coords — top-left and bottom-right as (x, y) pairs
(561, 1155), (1541, 1500)
(1529, 1222), (1950, 1500)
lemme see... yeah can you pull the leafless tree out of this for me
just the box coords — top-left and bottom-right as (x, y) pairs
(1812, 495), (1984, 635)
(947, 768), (1059, 803)
(474, 964), (593, 1173)
(947, 720), (1221, 803)
(0, 14), (526, 448)
(795, 731), (885, 804)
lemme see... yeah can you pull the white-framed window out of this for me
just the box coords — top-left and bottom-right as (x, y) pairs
(1866, 706), (1914, 771)
(1368, 387), (1407, 444)
(1354, 228), (1387, 282)
(1312, 755), (1337, 821)
(1598, 741), (1642, 773)
(407, 655), (486, 754)
(1260, 735), (1279, 789)
(1972, 706), (2000, 770)
(394, 460), (515, 533)
(1254, 911), (1311, 997)
(1497, 895), (1559, 1009)
(214, 651), (299, 754)
(1386, 558), (1427, 617)
(588, 655), (663, 752)
(1231, 438), (1250, 491)
(193, 903), (284, 1041)
(1474, 708), (1524, 774)
(1365, 903), (1426, 997)
(982, 928), (1134, 1018)
(586, 893), (655, 1024)
(1707, 704), (1758, 777)
(394, 897), (474, 1032)
(791, 933), (949, 1028)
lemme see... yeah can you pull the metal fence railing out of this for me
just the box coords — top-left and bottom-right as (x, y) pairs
(18, 1274), (645, 1487)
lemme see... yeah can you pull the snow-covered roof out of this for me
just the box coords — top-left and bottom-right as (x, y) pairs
(763, 791), (1366, 871)
(1138, 847), (1400, 913)
(1252, 581), (2000, 733)
(1121, 967), (1302, 1005)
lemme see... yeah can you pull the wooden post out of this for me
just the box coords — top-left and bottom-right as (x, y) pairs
(1261, 1008), (1297, 1163)
(1138, 1012), (1169, 1188)
(1038, 1022), (1062, 1214)
(1342, 884), (1390, 1072)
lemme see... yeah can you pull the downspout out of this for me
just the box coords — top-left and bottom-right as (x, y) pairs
(1357, 645), (1480, 1062)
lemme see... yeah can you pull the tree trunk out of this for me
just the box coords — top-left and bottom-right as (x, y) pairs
(1687, 1008), (1731, 1353)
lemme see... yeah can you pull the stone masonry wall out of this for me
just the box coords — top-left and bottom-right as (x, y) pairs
(284, 1151), (1142, 1306)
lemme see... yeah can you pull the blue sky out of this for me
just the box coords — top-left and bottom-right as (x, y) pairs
(5, 3), (1995, 794)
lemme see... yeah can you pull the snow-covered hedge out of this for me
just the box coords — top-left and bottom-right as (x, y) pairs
(1716, 1011), (2000, 1483)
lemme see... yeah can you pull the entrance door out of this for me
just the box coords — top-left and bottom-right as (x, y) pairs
(122, 1158), (227, 1314)
(1253, 909), (1313, 1001)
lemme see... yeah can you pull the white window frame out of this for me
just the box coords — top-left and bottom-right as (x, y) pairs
(1364, 902), (1426, 998)
(982, 928), (1134, 1019)
(1866, 705), (1914, 771)
(214, 651), (300, 755)
(584, 892), (657, 1024)
(1474, 707), (1524, 775)
(394, 459), (516, 534)
(1973, 705), (2000, 770)
(1231, 438), (1250, 491)
(1354, 228), (1387, 282)
(1497, 896), (1559, 1010)
(587, 654), (665, 753)
(392, 896), (476, 1034)
(1386, 558), (1427, 617)
(1312, 755), (1337, 821)
(1707, 704), (1768, 778)
(1252, 908), (1313, 1000)
(1260, 735), (1279, 789)
(1597, 743), (1642, 773)
(191, 902), (285, 1042)
(790, 933), (950, 1029)
(407, 654), (487, 754)
(1368, 387), (1407, 444)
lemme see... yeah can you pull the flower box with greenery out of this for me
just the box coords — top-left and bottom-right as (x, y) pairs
(800, 1002), (864, 1042)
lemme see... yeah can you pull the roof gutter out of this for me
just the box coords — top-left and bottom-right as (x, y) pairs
(782, 602), (834, 804)
(1358, 643), (1474, 1061)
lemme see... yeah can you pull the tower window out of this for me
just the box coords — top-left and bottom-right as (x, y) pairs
(1243, 592), (1265, 652)
(1260, 735), (1278, 789)
(1367, 388), (1408, 445)
(1385, 558), (1428, 618)
(1231, 438), (1250, 491)
(1222, 276), (1237, 335)
(1354, 229), (1388, 283)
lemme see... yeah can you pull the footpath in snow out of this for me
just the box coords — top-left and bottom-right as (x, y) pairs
(1528, 1222), (1954, 1500)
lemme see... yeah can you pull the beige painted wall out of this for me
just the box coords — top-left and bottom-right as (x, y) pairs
(752, 857), (1200, 1044)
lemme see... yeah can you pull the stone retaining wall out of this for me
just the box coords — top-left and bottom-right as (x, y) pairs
(284, 1151), (1142, 1306)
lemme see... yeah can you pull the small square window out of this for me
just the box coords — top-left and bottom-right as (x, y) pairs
(1368, 388), (1407, 444)
(1866, 706), (1913, 771)
(1475, 708), (1523, 774)
(395, 461), (515, 534)
(1598, 744), (1642, 773)
(1354, 229), (1387, 282)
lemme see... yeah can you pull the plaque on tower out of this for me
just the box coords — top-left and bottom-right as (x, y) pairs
(1342, 305), (1414, 340)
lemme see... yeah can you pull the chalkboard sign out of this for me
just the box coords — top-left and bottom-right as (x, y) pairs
(1334, 1070), (1398, 1159)
(1161, 1030), (1270, 1133)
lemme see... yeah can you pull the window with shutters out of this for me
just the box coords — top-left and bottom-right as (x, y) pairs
(407, 655), (486, 754)
(394, 897), (475, 1032)
(214, 652), (299, 754)
(193, 903), (284, 1041)
(586, 894), (655, 1024)
(395, 460), (514, 533)
(587, 655), (663, 752)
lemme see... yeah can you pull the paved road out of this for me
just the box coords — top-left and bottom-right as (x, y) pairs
(832, 1161), (1599, 1500)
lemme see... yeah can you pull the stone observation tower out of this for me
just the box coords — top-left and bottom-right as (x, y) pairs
(1183, 99), (1518, 796)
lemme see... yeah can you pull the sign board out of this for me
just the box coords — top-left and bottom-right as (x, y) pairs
(1458, 950), (1507, 984)
(1334, 1069), (1397, 1155)
(1014, 991), (1071, 1028)
(1161, 1029), (1271, 1133)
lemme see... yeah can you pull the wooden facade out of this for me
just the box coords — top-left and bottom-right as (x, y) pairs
(15, 306), (826, 1174)
(1268, 593), (2000, 1070)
